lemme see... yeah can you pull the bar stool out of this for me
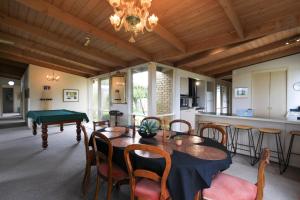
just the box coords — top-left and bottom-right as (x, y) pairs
(197, 121), (213, 137)
(256, 128), (285, 174)
(284, 131), (300, 172)
(233, 125), (256, 165)
(215, 122), (234, 152)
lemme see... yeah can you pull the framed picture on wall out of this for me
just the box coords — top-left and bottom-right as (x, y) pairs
(110, 72), (127, 104)
(234, 87), (248, 98)
(63, 89), (79, 102)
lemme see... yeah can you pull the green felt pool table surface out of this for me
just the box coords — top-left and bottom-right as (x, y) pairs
(27, 109), (89, 125)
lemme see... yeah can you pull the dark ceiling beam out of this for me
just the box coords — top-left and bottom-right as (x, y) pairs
(216, 0), (244, 38)
(153, 14), (300, 62)
(0, 46), (97, 77)
(0, 72), (22, 80)
(194, 35), (300, 73)
(0, 32), (110, 72)
(206, 45), (300, 76)
(0, 13), (127, 67)
(0, 58), (28, 68)
(0, 52), (90, 78)
(15, 0), (151, 60)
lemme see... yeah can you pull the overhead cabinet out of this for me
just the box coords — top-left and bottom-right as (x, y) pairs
(252, 70), (287, 119)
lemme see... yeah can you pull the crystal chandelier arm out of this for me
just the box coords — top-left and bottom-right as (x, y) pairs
(114, 16), (125, 31)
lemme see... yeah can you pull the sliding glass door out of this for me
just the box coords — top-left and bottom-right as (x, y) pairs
(100, 78), (110, 120)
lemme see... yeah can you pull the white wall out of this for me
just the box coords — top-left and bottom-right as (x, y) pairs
(28, 65), (88, 113)
(232, 53), (300, 114)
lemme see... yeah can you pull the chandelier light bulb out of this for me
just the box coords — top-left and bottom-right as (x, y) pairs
(110, 14), (121, 26)
(109, 0), (120, 7)
(148, 14), (158, 26)
(141, 0), (152, 8)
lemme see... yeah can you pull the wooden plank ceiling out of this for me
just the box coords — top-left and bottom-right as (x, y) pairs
(0, 0), (299, 78)
(0, 57), (28, 79)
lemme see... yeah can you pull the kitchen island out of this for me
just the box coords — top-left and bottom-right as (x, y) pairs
(196, 112), (300, 168)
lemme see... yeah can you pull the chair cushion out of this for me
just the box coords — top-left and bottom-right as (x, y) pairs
(203, 173), (257, 200)
(135, 178), (169, 200)
(98, 162), (127, 180)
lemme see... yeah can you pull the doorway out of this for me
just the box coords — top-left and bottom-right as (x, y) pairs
(2, 88), (14, 113)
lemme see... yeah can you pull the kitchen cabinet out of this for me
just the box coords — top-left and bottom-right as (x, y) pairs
(180, 77), (189, 95)
(252, 70), (286, 119)
(180, 108), (195, 132)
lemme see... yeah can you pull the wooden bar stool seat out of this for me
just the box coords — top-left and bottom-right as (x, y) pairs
(258, 128), (281, 134)
(232, 124), (256, 165)
(256, 128), (285, 174)
(284, 131), (300, 172)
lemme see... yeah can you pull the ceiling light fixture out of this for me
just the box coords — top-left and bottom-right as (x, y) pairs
(296, 39), (300, 42)
(107, 0), (158, 43)
(84, 37), (91, 47)
(8, 81), (14, 86)
(46, 71), (60, 81)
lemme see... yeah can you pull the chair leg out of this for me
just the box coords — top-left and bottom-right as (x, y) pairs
(107, 177), (113, 200)
(275, 134), (285, 174)
(248, 129), (256, 165)
(94, 175), (101, 200)
(233, 128), (239, 154)
(82, 162), (91, 195)
(284, 135), (295, 172)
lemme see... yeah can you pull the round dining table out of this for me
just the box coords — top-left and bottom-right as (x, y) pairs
(90, 127), (232, 200)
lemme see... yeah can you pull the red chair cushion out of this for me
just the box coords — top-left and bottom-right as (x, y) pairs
(203, 173), (257, 200)
(98, 163), (127, 180)
(135, 178), (169, 200)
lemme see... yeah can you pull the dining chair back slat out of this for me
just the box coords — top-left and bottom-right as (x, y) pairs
(124, 144), (171, 200)
(256, 148), (271, 200)
(169, 119), (192, 135)
(200, 124), (227, 146)
(93, 120), (110, 131)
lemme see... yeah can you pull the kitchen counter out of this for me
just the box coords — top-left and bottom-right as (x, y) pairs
(196, 112), (300, 125)
(195, 112), (300, 168)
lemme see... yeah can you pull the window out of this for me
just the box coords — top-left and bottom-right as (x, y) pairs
(132, 67), (148, 123)
(100, 78), (110, 120)
(91, 79), (98, 120)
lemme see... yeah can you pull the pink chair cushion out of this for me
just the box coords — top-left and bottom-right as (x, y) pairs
(203, 173), (257, 200)
(98, 163), (127, 180)
(135, 178), (169, 200)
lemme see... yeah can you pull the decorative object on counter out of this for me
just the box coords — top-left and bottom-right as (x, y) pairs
(63, 89), (79, 102)
(293, 82), (300, 91)
(138, 119), (159, 138)
(174, 136), (183, 146)
(234, 87), (248, 98)
(236, 109), (254, 117)
(111, 72), (127, 104)
(46, 71), (60, 81)
(109, 110), (123, 126)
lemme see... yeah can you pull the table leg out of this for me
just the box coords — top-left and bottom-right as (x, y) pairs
(32, 122), (37, 135)
(76, 121), (81, 142)
(42, 124), (48, 149)
(60, 123), (64, 132)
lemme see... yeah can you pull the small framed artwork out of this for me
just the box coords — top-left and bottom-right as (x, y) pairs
(110, 72), (127, 104)
(234, 87), (248, 98)
(63, 89), (79, 102)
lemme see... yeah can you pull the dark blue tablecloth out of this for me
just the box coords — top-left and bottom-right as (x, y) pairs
(89, 135), (232, 200)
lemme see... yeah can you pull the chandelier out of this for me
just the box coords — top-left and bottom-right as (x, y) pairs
(108, 0), (158, 43)
(46, 71), (60, 81)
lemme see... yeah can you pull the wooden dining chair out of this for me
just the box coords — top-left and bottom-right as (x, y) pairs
(124, 144), (172, 200)
(200, 124), (227, 146)
(200, 148), (270, 200)
(93, 120), (110, 131)
(141, 116), (162, 129)
(92, 132), (128, 200)
(81, 125), (96, 195)
(169, 119), (192, 135)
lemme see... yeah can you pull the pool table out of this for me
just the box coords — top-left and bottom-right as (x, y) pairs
(27, 109), (89, 149)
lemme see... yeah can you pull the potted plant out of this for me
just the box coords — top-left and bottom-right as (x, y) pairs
(138, 120), (159, 138)
(174, 135), (183, 146)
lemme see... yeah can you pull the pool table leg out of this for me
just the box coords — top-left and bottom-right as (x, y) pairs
(42, 124), (48, 149)
(32, 122), (37, 135)
(76, 121), (81, 142)
(60, 123), (64, 132)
